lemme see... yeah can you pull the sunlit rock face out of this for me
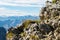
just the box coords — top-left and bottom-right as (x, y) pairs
(6, 0), (60, 40)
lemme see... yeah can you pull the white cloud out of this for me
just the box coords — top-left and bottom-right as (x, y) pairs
(0, 0), (47, 7)
(0, 0), (51, 16)
(0, 7), (39, 16)
(1, 0), (46, 4)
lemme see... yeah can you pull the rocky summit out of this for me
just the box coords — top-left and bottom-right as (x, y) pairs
(6, 0), (60, 40)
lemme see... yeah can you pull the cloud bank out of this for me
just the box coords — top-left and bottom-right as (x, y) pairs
(0, 0), (49, 16)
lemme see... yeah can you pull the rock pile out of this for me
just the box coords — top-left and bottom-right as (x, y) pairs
(6, 0), (60, 40)
(39, 0), (60, 40)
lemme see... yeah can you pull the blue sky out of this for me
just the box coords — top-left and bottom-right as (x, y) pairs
(0, 0), (51, 16)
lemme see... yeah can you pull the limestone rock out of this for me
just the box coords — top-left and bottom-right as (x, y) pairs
(6, 0), (60, 40)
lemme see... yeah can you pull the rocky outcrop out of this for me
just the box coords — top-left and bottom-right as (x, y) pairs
(6, 0), (60, 40)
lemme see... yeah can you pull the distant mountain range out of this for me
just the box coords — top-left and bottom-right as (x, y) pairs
(0, 15), (39, 30)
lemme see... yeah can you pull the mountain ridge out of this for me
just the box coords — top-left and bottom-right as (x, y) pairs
(0, 15), (39, 30)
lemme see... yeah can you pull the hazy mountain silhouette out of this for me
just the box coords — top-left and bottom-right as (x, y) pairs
(0, 16), (39, 30)
(0, 27), (6, 40)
